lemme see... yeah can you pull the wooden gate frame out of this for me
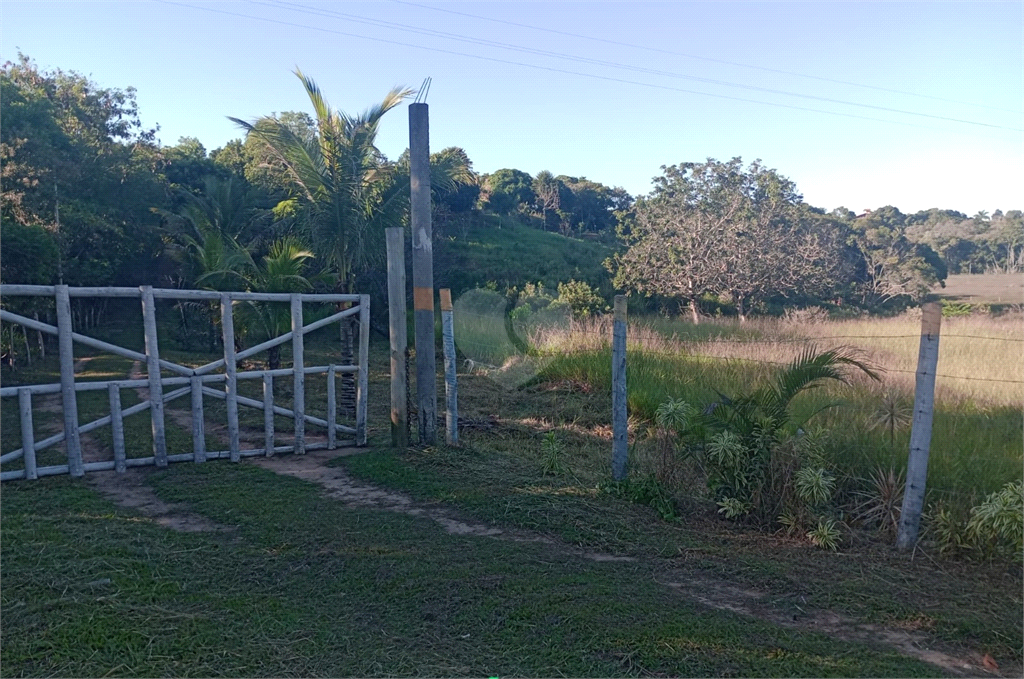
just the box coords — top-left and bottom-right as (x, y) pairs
(0, 285), (370, 481)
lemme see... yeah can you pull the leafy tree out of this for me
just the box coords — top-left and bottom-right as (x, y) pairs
(484, 168), (535, 215)
(613, 158), (845, 322)
(0, 221), (59, 284)
(554, 175), (630, 237)
(1, 54), (166, 291)
(850, 206), (947, 304)
(532, 170), (562, 230)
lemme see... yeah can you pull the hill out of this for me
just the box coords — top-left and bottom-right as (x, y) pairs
(433, 214), (616, 298)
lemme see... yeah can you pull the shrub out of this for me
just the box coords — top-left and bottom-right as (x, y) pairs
(966, 480), (1023, 561)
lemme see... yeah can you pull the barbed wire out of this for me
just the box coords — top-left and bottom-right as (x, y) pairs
(451, 312), (1024, 384)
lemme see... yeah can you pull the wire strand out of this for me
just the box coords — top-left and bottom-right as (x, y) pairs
(259, 0), (1021, 132)
(391, 0), (1023, 116)
(152, 0), (1019, 137)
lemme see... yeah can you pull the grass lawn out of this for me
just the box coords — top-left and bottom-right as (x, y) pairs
(1, 313), (1020, 677)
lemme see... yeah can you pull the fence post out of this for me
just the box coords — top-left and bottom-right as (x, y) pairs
(356, 294), (370, 446)
(109, 384), (126, 473)
(141, 286), (168, 467)
(410, 102), (437, 445)
(55, 285), (83, 477)
(19, 388), (37, 480)
(291, 293), (306, 455)
(440, 288), (458, 446)
(190, 375), (206, 463)
(327, 364), (337, 449)
(263, 373), (275, 456)
(221, 294), (241, 461)
(386, 227), (409, 448)
(612, 295), (628, 481)
(897, 302), (942, 551)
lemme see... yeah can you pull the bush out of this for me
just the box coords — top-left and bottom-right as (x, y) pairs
(927, 481), (1023, 561)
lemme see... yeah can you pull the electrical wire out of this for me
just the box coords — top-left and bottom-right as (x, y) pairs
(255, 0), (1022, 132)
(152, 0), (1018, 136)
(392, 0), (1023, 116)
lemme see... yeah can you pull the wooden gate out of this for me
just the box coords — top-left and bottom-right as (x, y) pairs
(0, 285), (370, 481)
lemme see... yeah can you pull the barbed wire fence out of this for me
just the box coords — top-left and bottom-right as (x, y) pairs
(444, 289), (1023, 518)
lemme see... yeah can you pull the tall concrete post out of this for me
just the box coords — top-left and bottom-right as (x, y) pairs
(410, 102), (437, 444)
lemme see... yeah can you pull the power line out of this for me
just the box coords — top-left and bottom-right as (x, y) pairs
(153, 0), (1015, 136)
(257, 0), (1021, 132)
(393, 0), (1023, 117)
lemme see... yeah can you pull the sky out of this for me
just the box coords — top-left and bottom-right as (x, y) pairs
(3, 1), (1022, 216)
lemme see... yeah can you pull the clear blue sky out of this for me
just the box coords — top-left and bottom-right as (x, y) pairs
(4, 1), (1022, 215)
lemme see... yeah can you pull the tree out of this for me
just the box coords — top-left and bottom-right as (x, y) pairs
(230, 71), (413, 293)
(1, 54), (167, 294)
(613, 158), (846, 323)
(850, 206), (947, 305)
(532, 170), (562, 230)
(484, 168), (535, 215)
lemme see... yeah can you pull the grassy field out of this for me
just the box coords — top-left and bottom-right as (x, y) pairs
(933, 273), (1024, 305)
(453, 308), (1023, 508)
(434, 214), (615, 298)
(1, 311), (1021, 676)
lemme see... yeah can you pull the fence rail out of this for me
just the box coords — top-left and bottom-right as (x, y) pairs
(0, 284), (370, 482)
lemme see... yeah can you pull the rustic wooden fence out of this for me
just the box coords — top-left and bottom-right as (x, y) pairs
(0, 285), (370, 481)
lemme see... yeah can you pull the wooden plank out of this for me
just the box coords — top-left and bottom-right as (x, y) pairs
(897, 302), (942, 550)
(0, 286), (359, 303)
(55, 285), (84, 477)
(0, 308), (191, 375)
(327, 365), (337, 450)
(440, 289), (458, 446)
(109, 384), (126, 473)
(141, 286), (168, 467)
(221, 293), (241, 462)
(386, 227), (409, 448)
(19, 388), (37, 480)
(200, 386), (356, 434)
(611, 295), (628, 481)
(191, 375), (206, 463)
(291, 294), (306, 455)
(356, 295), (370, 446)
(263, 373), (275, 456)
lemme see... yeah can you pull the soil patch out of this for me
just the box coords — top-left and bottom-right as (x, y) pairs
(86, 467), (234, 533)
(251, 446), (1005, 678)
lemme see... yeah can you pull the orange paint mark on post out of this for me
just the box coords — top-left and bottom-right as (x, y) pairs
(439, 288), (452, 312)
(414, 286), (433, 311)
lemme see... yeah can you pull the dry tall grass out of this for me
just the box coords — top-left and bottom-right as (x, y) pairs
(528, 312), (1023, 407)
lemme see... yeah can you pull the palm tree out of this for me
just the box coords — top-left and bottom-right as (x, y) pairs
(231, 71), (473, 409)
(238, 236), (328, 369)
(229, 71), (413, 294)
(231, 70), (472, 293)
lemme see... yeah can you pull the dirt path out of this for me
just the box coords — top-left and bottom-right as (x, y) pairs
(247, 447), (1002, 678)
(67, 362), (1004, 677)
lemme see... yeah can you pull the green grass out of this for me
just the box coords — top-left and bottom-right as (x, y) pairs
(0, 462), (954, 677)
(435, 214), (615, 298)
(2, 306), (1020, 676)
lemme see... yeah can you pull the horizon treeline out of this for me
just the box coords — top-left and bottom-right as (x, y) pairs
(2, 55), (1022, 324)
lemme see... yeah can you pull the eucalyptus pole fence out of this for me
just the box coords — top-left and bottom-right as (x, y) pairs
(0, 285), (371, 482)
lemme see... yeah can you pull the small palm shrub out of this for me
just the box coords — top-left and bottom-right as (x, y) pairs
(678, 347), (877, 547)
(866, 387), (913, 446)
(850, 466), (905, 538)
(540, 431), (566, 476)
(927, 481), (1023, 561)
(966, 480), (1023, 561)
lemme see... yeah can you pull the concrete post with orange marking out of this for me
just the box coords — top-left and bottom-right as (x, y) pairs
(410, 102), (437, 444)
